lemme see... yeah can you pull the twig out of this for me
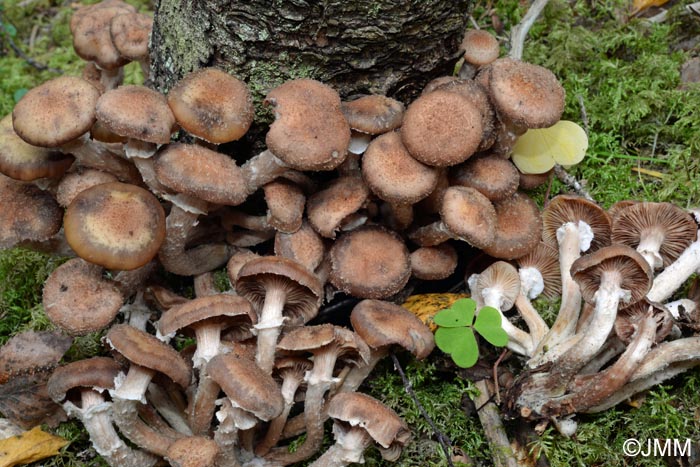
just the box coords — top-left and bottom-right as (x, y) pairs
(508, 0), (551, 60)
(577, 94), (589, 135)
(390, 353), (455, 467)
(492, 349), (510, 405)
(473, 379), (519, 467)
(0, 19), (63, 74)
(554, 165), (595, 202)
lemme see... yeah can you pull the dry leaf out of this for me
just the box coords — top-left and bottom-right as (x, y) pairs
(0, 426), (68, 467)
(0, 331), (72, 383)
(632, 0), (670, 14)
(0, 373), (67, 429)
(402, 293), (470, 331)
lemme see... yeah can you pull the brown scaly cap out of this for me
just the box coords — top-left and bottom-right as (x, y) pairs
(362, 131), (438, 204)
(307, 176), (370, 239)
(265, 79), (350, 171)
(0, 115), (74, 181)
(158, 294), (256, 337)
(0, 174), (63, 248)
(488, 57), (565, 129)
(519, 169), (552, 191)
(440, 185), (497, 250)
(274, 221), (325, 273)
(329, 225), (411, 299)
(341, 95), (405, 135)
(63, 182), (166, 270)
(571, 244), (653, 306)
(611, 202), (698, 268)
(461, 29), (500, 66)
(110, 12), (152, 61)
(165, 436), (220, 467)
(42, 258), (124, 336)
(70, 0), (135, 69)
(55, 168), (118, 208)
(95, 85), (175, 144)
(105, 324), (191, 389)
(263, 179), (305, 233)
(410, 244), (458, 281)
(207, 353), (284, 421)
(154, 143), (249, 206)
(450, 154), (520, 202)
(482, 191), (542, 260)
(350, 300), (435, 359)
(167, 68), (254, 143)
(277, 324), (370, 368)
(236, 256), (323, 326)
(12, 76), (100, 148)
(541, 195), (611, 252)
(47, 357), (122, 403)
(401, 89), (483, 167)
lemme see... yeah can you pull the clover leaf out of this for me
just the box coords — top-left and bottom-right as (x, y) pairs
(433, 298), (508, 368)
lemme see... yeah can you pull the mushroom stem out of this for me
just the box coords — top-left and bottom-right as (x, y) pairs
(336, 349), (388, 395)
(647, 237), (700, 303)
(255, 283), (288, 374)
(60, 135), (138, 183)
(212, 398), (244, 467)
(636, 229), (666, 270)
(308, 426), (372, 467)
(146, 383), (192, 435)
(113, 366), (156, 402)
(481, 288), (533, 356)
(241, 150), (291, 194)
(255, 374), (305, 456)
(514, 293), (549, 346)
(193, 325), (222, 368)
(112, 398), (183, 457)
(188, 367), (220, 435)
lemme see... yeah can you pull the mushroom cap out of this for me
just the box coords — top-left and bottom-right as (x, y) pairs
(207, 353), (284, 421)
(488, 58), (565, 129)
(410, 244), (459, 281)
(461, 29), (500, 66)
(518, 169), (552, 190)
(615, 298), (673, 345)
(47, 357), (121, 404)
(541, 195), (611, 252)
(226, 249), (261, 284)
(611, 202), (698, 268)
(439, 185), (497, 250)
(236, 256), (323, 326)
(0, 115), (74, 181)
(262, 179), (305, 233)
(329, 225), (411, 299)
(274, 220), (325, 272)
(0, 174), (63, 248)
(474, 261), (521, 311)
(63, 181), (166, 270)
(326, 392), (411, 452)
(110, 12), (152, 61)
(571, 244), (653, 306)
(95, 85), (175, 144)
(165, 436), (220, 467)
(70, 0), (135, 69)
(482, 191), (542, 260)
(516, 242), (562, 299)
(167, 68), (254, 143)
(265, 79), (350, 171)
(401, 89), (483, 167)
(55, 168), (118, 208)
(42, 258), (124, 335)
(105, 323), (191, 389)
(154, 143), (249, 205)
(341, 95), (405, 135)
(361, 131), (438, 204)
(350, 300), (435, 359)
(450, 154), (520, 202)
(157, 294), (256, 337)
(12, 76), (100, 147)
(307, 176), (370, 239)
(277, 324), (371, 368)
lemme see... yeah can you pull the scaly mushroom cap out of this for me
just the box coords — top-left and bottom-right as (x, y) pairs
(47, 357), (121, 404)
(516, 242), (562, 299)
(440, 185), (497, 250)
(110, 12), (152, 61)
(611, 202), (698, 268)
(0, 115), (74, 181)
(154, 143), (249, 205)
(615, 298), (673, 345)
(265, 79), (350, 171)
(263, 179), (305, 233)
(236, 256), (323, 326)
(307, 176), (370, 239)
(410, 244), (459, 281)
(158, 294), (255, 336)
(488, 58), (565, 129)
(167, 68), (254, 143)
(482, 191), (542, 260)
(327, 392), (411, 456)
(274, 221), (325, 273)
(277, 324), (371, 368)
(0, 174), (63, 248)
(70, 0), (135, 69)
(55, 168), (118, 208)
(362, 131), (438, 204)
(12, 76), (100, 147)
(165, 436), (220, 467)
(207, 353), (284, 421)
(63, 182), (166, 270)
(95, 85), (175, 144)
(401, 89), (483, 167)
(571, 244), (653, 306)
(105, 324), (191, 389)
(350, 300), (435, 359)
(450, 154), (520, 202)
(541, 195), (611, 252)
(329, 226), (411, 299)
(43, 258), (124, 336)
(341, 95), (405, 135)
(461, 29), (500, 66)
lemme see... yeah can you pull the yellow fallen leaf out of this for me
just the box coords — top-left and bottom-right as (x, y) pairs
(402, 293), (470, 331)
(511, 121), (588, 174)
(0, 426), (68, 467)
(632, 0), (670, 15)
(631, 167), (666, 179)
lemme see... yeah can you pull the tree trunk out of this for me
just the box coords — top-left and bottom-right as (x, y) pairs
(149, 0), (471, 103)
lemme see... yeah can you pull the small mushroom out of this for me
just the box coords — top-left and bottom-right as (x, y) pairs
(109, 12), (153, 77)
(450, 154), (520, 202)
(306, 176), (371, 239)
(409, 243), (459, 281)
(481, 190), (542, 260)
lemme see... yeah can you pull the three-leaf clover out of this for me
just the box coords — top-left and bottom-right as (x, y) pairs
(433, 298), (509, 368)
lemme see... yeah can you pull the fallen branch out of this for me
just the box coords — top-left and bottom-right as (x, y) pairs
(473, 379), (519, 467)
(508, 0), (551, 60)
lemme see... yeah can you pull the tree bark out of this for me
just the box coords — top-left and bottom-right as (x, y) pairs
(149, 0), (471, 103)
